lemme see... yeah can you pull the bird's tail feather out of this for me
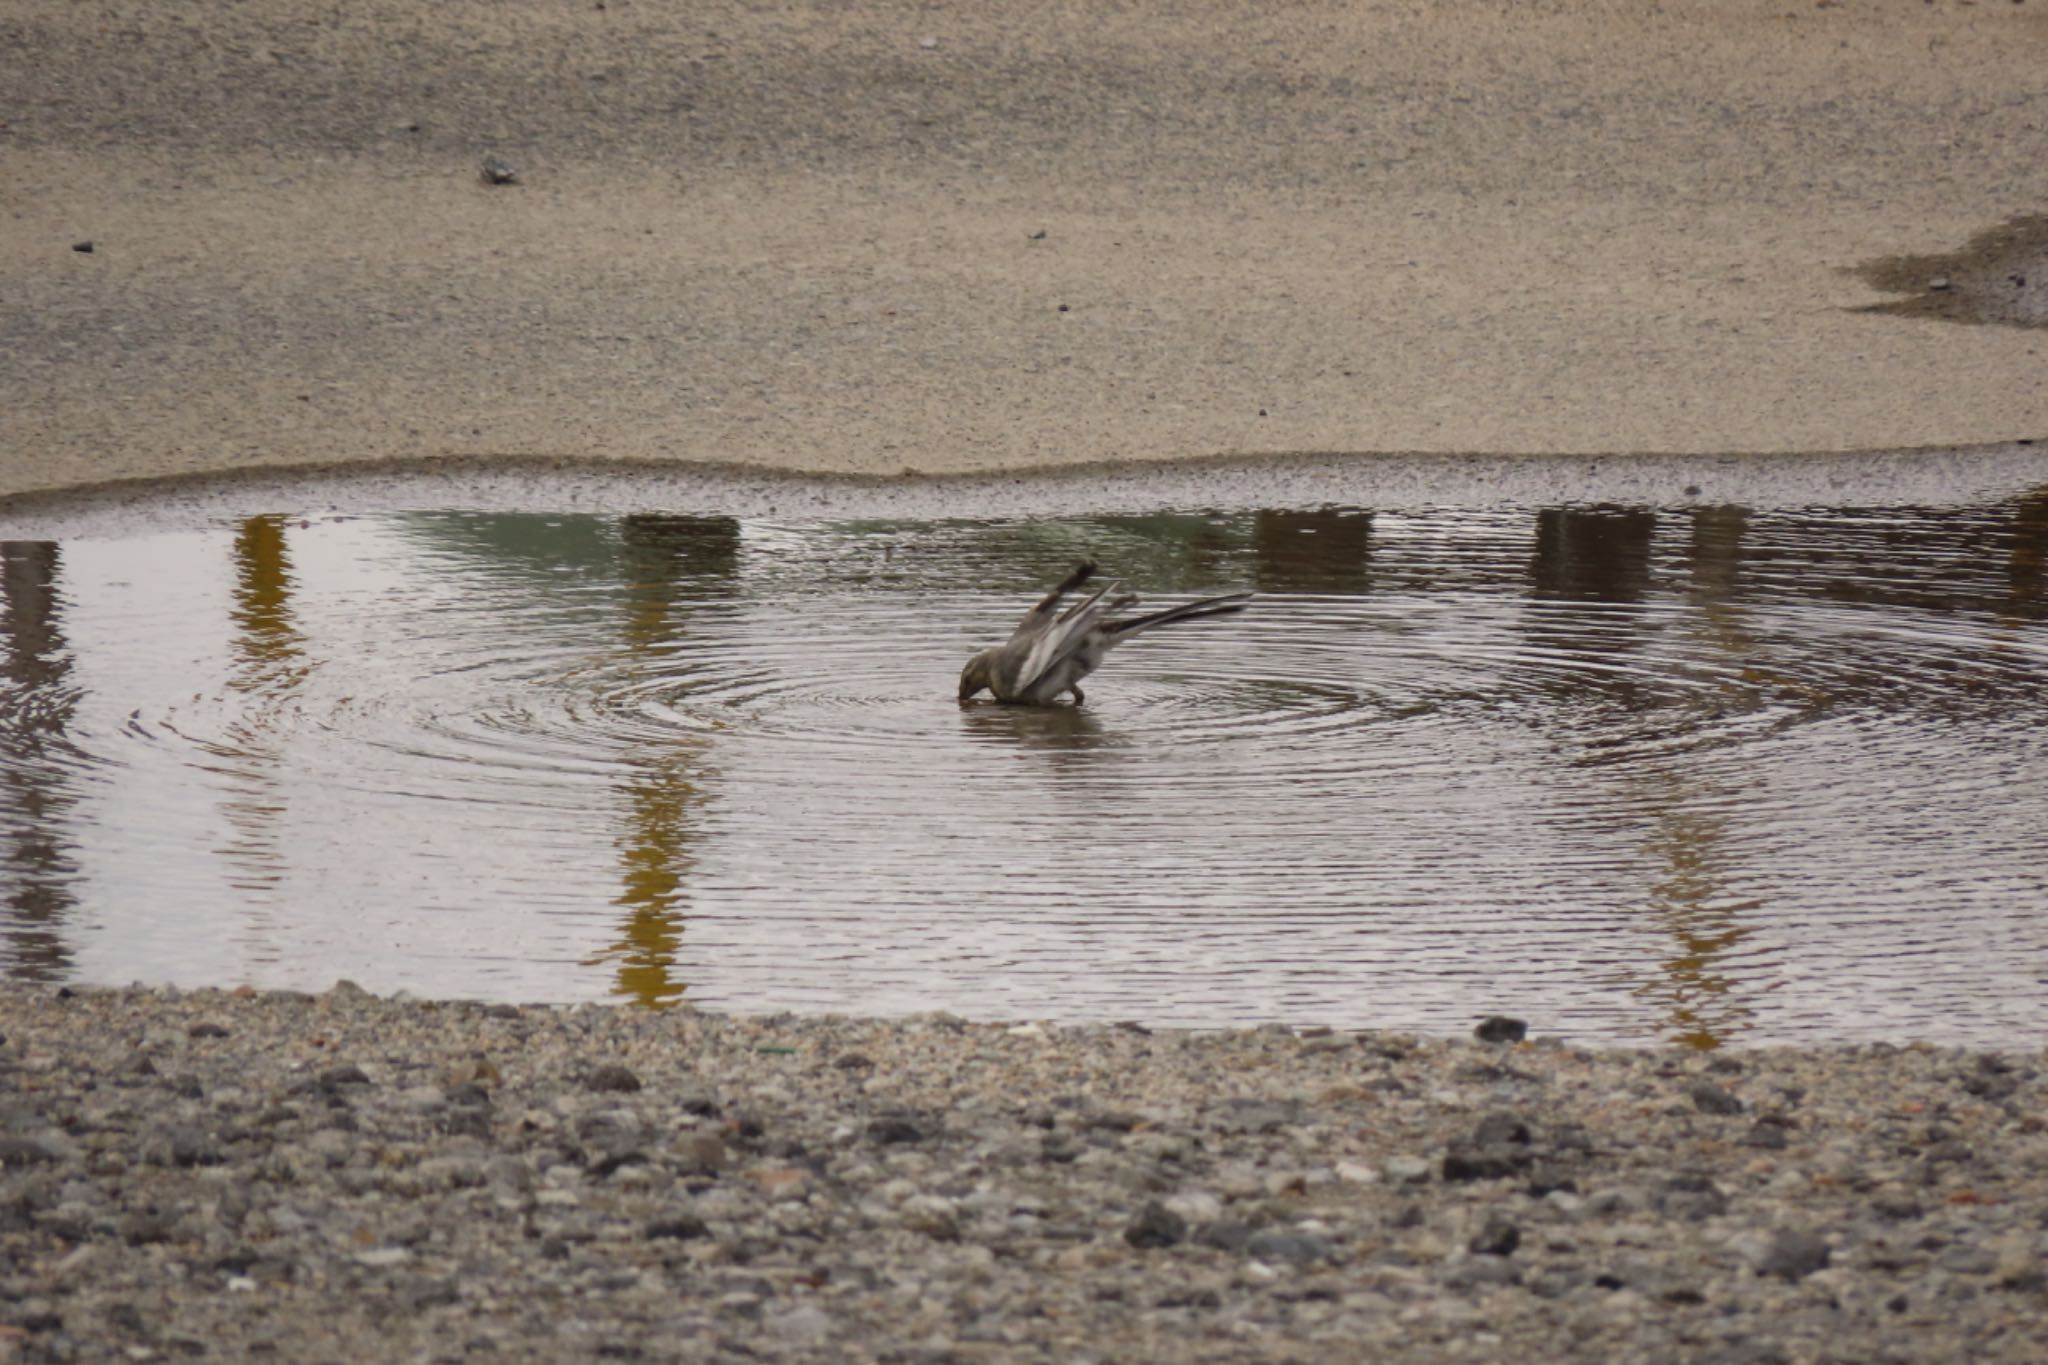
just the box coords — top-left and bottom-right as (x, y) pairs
(1106, 592), (1254, 638)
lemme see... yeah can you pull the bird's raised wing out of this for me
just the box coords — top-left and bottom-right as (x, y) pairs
(1007, 579), (1125, 689)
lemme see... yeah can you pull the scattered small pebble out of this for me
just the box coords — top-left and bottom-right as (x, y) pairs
(0, 983), (2041, 1361)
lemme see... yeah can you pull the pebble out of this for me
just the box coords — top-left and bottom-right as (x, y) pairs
(1, 983), (2044, 1361)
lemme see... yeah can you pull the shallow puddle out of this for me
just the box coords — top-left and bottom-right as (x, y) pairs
(4, 493), (2047, 1046)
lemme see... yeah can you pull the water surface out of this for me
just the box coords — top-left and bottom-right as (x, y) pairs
(4, 495), (2046, 1047)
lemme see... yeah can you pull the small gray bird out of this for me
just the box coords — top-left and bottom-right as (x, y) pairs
(958, 561), (1253, 705)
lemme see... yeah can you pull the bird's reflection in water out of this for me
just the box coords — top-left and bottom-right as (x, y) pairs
(957, 700), (1109, 757)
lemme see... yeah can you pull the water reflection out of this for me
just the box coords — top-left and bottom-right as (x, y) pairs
(1248, 509), (1373, 594)
(216, 516), (311, 911)
(597, 515), (740, 1008)
(1, 492), (2045, 1046)
(0, 543), (79, 981)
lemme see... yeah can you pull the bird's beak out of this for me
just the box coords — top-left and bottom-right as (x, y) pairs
(959, 658), (989, 701)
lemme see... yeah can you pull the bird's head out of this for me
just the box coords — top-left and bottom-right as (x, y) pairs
(958, 650), (994, 701)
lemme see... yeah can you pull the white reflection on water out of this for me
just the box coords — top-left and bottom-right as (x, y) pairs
(2, 496), (2046, 1048)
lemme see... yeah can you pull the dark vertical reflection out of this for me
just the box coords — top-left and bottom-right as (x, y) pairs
(218, 515), (310, 900)
(1524, 506), (1658, 712)
(1249, 509), (1373, 594)
(2008, 486), (2048, 621)
(1531, 507), (1657, 604)
(0, 543), (81, 982)
(1626, 507), (1760, 1050)
(598, 515), (740, 1009)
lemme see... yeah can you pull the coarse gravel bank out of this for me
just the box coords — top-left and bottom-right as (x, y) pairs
(3, 983), (2046, 1362)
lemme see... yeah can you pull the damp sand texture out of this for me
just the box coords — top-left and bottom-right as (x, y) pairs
(3, 0), (2048, 497)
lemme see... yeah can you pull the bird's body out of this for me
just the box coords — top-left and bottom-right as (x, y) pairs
(958, 561), (1252, 705)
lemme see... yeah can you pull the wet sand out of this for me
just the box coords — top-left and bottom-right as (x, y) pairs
(4, 0), (2047, 500)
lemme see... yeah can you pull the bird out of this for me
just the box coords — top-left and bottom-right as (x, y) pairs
(958, 561), (1253, 705)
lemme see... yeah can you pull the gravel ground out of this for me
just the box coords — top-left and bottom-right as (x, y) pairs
(3, 985), (2046, 1362)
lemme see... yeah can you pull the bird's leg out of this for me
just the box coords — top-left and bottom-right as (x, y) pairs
(1070, 685), (1085, 707)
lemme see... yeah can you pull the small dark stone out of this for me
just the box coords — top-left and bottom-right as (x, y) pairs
(316, 1064), (372, 1091)
(1123, 1200), (1187, 1250)
(866, 1116), (925, 1144)
(1474, 1016), (1527, 1043)
(1154, 1287), (1220, 1309)
(1040, 1137), (1080, 1164)
(187, 1022), (230, 1039)
(404, 1279), (461, 1311)
(832, 1052), (875, 1070)
(1961, 1061), (2020, 1101)
(1873, 1195), (1924, 1221)
(213, 1248), (260, 1275)
(1656, 1173), (1730, 1220)
(1470, 1112), (1532, 1146)
(167, 1125), (223, 1167)
(1469, 1214), (1521, 1257)
(677, 1092), (721, 1118)
(1688, 1080), (1745, 1115)
(1743, 1116), (1792, 1150)
(646, 1215), (709, 1240)
(1392, 1204), (1426, 1229)
(589, 1150), (649, 1177)
(72, 241), (94, 254)
(480, 155), (519, 185)
(585, 1065), (642, 1094)
(1197, 1220), (1255, 1253)
(120, 1212), (174, 1245)
(56, 986), (75, 999)
(446, 1082), (492, 1108)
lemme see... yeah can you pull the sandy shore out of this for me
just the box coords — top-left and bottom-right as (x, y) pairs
(4, 0), (2047, 501)
(4, 983), (2048, 1361)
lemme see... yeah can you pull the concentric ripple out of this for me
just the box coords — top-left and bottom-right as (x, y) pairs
(1, 497), (2045, 1046)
